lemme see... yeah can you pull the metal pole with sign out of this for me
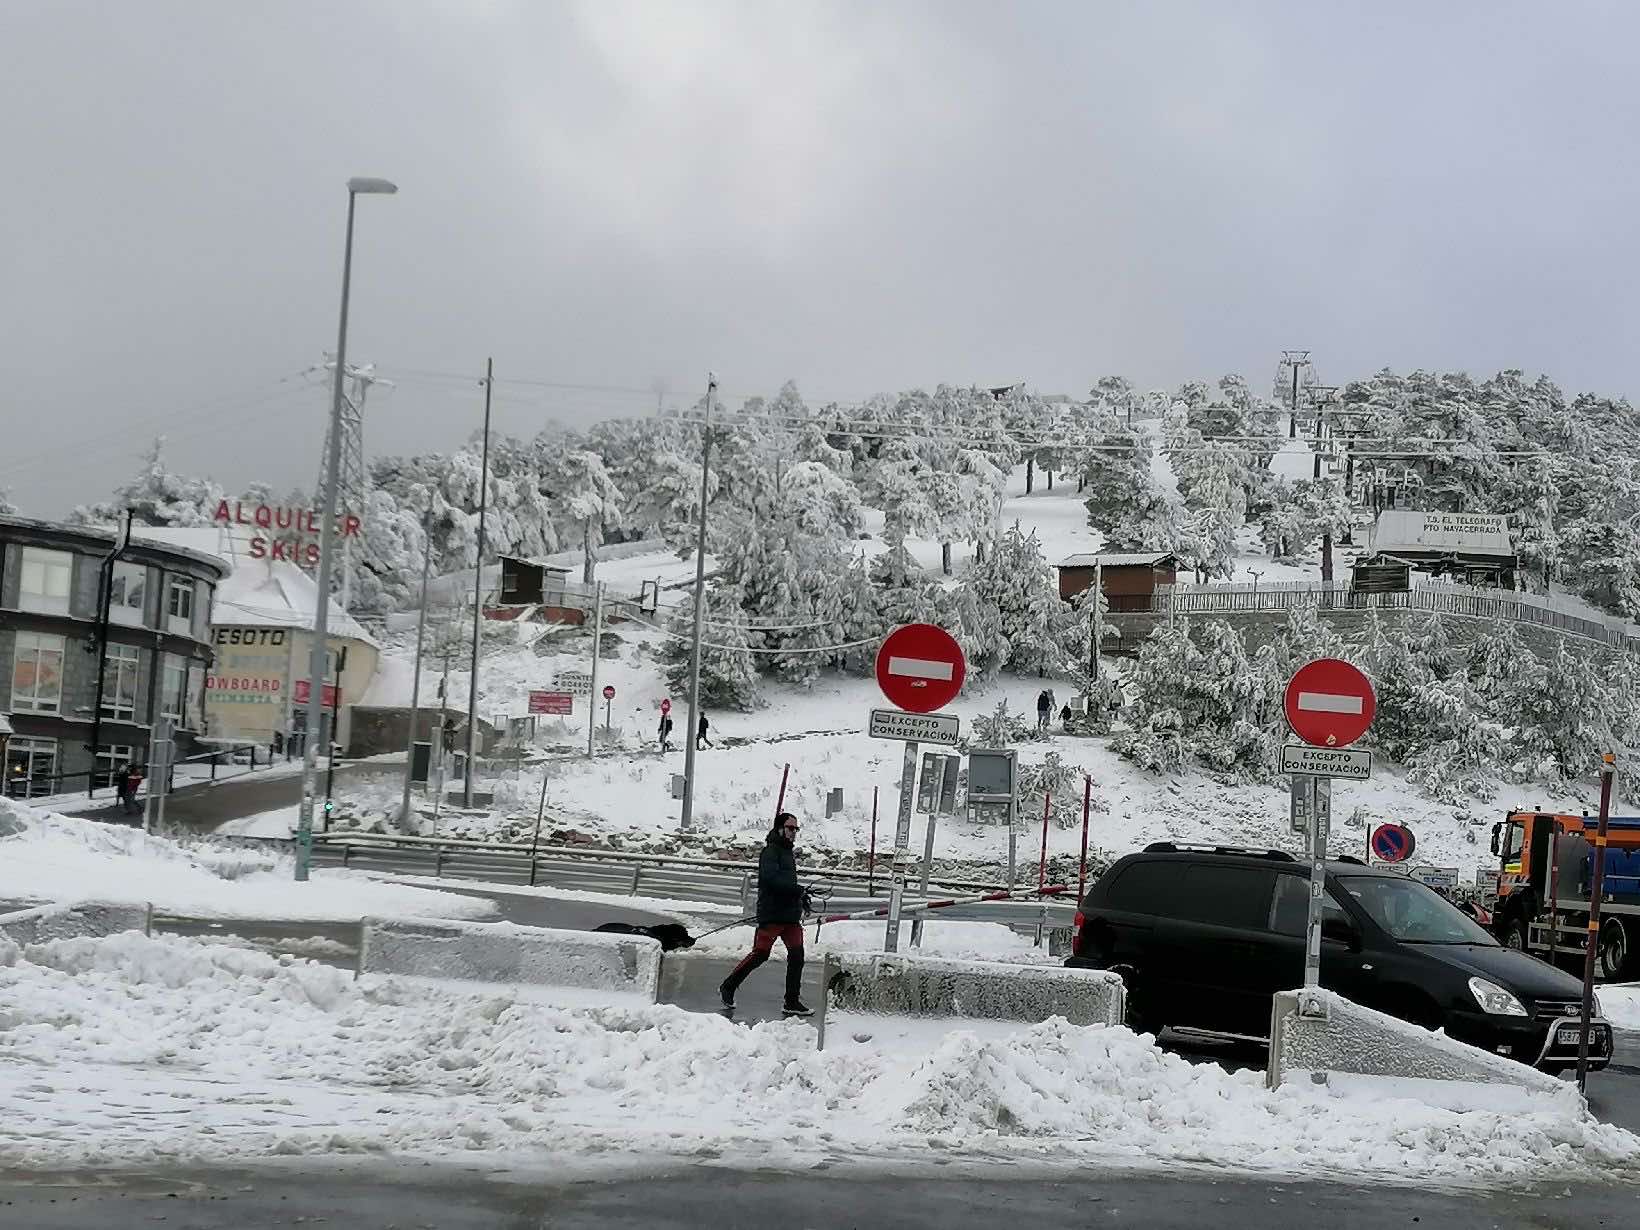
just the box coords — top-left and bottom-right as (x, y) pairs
(586, 582), (603, 759)
(1303, 775), (1331, 988)
(1577, 754), (1617, 1091)
(884, 740), (918, 952)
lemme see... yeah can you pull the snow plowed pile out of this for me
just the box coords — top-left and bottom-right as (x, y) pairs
(0, 800), (494, 922)
(2, 931), (1637, 1181)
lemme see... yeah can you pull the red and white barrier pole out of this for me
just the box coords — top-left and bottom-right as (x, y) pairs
(821, 883), (1071, 925)
(868, 786), (878, 896)
(775, 762), (791, 818)
(1078, 775), (1092, 901)
(1038, 791), (1052, 892)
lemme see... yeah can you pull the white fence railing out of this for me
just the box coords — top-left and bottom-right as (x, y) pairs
(1143, 579), (1640, 650)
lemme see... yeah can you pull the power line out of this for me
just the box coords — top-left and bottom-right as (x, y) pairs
(621, 610), (878, 655)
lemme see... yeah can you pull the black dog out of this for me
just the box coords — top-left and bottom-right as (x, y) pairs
(594, 922), (696, 952)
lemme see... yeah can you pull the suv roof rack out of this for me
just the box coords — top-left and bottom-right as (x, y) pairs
(1142, 842), (1296, 862)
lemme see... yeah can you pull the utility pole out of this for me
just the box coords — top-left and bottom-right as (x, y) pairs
(586, 581), (604, 758)
(464, 358), (493, 809)
(1087, 560), (1103, 689)
(398, 512), (434, 830)
(431, 636), (451, 831)
(679, 374), (716, 832)
(314, 359), (386, 612)
(87, 512), (134, 796)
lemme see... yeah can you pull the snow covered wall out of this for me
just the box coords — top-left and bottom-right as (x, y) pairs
(821, 950), (1124, 1046)
(357, 917), (662, 1000)
(1268, 988), (1565, 1095)
(0, 901), (151, 946)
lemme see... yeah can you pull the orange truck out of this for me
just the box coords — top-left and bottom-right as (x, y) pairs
(1489, 810), (1640, 979)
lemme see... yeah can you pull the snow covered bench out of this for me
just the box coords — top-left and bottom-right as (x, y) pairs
(819, 952), (1125, 1049)
(0, 901), (152, 946)
(357, 917), (662, 1001)
(1267, 988), (1565, 1094)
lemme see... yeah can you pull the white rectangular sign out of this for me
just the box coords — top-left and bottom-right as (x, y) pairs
(553, 671), (593, 696)
(1280, 743), (1373, 780)
(868, 708), (960, 746)
(1413, 865), (1460, 891)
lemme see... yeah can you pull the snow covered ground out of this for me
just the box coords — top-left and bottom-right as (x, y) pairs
(0, 800), (494, 923)
(1605, 985), (1640, 1033)
(3, 929), (1636, 1182)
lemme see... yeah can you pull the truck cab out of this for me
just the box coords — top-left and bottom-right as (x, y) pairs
(1490, 810), (1640, 978)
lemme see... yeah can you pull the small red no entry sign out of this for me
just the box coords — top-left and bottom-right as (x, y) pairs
(875, 624), (966, 714)
(1284, 658), (1376, 748)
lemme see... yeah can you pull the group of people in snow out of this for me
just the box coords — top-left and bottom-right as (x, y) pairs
(657, 712), (714, 753)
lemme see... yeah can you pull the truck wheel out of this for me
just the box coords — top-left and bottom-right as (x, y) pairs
(1599, 918), (1632, 980)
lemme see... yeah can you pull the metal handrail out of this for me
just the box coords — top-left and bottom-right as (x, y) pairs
(310, 830), (1014, 893)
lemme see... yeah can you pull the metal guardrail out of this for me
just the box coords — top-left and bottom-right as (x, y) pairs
(309, 830), (1015, 895)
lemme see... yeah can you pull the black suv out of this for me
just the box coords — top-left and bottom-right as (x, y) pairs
(1065, 843), (1613, 1071)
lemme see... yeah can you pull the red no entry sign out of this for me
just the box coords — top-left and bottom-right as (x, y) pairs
(602, 684), (616, 700)
(875, 623), (966, 714)
(1284, 658), (1376, 748)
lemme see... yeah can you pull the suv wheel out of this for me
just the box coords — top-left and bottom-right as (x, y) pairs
(1110, 964), (1164, 1036)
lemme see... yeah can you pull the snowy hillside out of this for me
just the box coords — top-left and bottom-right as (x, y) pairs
(332, 457), (1613, 884)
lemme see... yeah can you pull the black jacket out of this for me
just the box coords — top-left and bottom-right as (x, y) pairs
(755, 834), (803, 925)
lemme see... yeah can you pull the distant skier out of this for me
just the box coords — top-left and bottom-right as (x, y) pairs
(1036, 689), (1053, 732)
(697, 713), (713, 750)
(720, 812), (812, 1017)
(658, 713), (674, 753)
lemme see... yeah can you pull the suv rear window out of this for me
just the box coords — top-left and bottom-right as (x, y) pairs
(1102, 861), (1185, 913)
(1174, 864), (1275, 929)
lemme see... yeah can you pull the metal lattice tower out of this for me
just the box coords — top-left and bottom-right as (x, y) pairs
(312, 355), (389, 609)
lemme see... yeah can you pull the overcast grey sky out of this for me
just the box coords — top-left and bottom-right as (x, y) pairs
(5, 1), (1638, 516)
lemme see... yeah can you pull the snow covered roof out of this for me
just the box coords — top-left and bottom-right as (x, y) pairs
(1057, 552), (1178, 569)
(100, 524), (378, 646)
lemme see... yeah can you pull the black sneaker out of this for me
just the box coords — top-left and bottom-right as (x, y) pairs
(718, 980), (735, 1011)
(782, 1001), (814, 1018)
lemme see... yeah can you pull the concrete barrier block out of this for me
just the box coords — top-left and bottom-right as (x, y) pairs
(1268, 988), (1564, 1094)
(357, 917), (661, 1000)
(824, 952), (1125, 1029)
(0, 901), (152, 945)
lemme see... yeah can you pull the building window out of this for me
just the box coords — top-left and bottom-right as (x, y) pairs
(160, 653), (187, 724)
(94, 744), (135, 791)
(5, 737), (58, 798)
(11, 632), (65, 713)
(108, 561), (148, 627)
(102, 643), (140, 720)
(166, 576), (194, 635)
(19, 547), (73, 615)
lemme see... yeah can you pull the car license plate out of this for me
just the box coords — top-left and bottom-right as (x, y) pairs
(1557, 1025), (1607, 1050)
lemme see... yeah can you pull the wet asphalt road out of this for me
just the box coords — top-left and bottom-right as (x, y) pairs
(1, 1162), (1636, 1229)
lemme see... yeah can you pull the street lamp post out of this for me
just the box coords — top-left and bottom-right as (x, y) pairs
(296, 176), (396, 882)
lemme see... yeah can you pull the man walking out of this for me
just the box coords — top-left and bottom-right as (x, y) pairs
(657, 712), (674, 753)
(697, 713), (713, 750)
(114, 761), (140, 816)
(720, 812), (812, 1017)
(1036, 688), (1053, 732)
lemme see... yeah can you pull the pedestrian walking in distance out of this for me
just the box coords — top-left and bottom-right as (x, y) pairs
(720, 812), (813, 1017)
(658, 713), (674, 753)
(1036, 688), (1053, 732)
(114, 761), (140, 816)
(697, 713), (713, 750)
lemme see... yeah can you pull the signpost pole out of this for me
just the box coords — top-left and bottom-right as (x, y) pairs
(586, 582), (603, 758)
(530, 776), (547, 887)
(1577, 754), (1616, 1092)
(1078, 775), (1092, 901)
(1303, 774), (1327, 989)
(868, 786), (878, 896)
(910, 795), (939, 948)
(1546, 819), (1561, 967)
(884, 740), (918, 952)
